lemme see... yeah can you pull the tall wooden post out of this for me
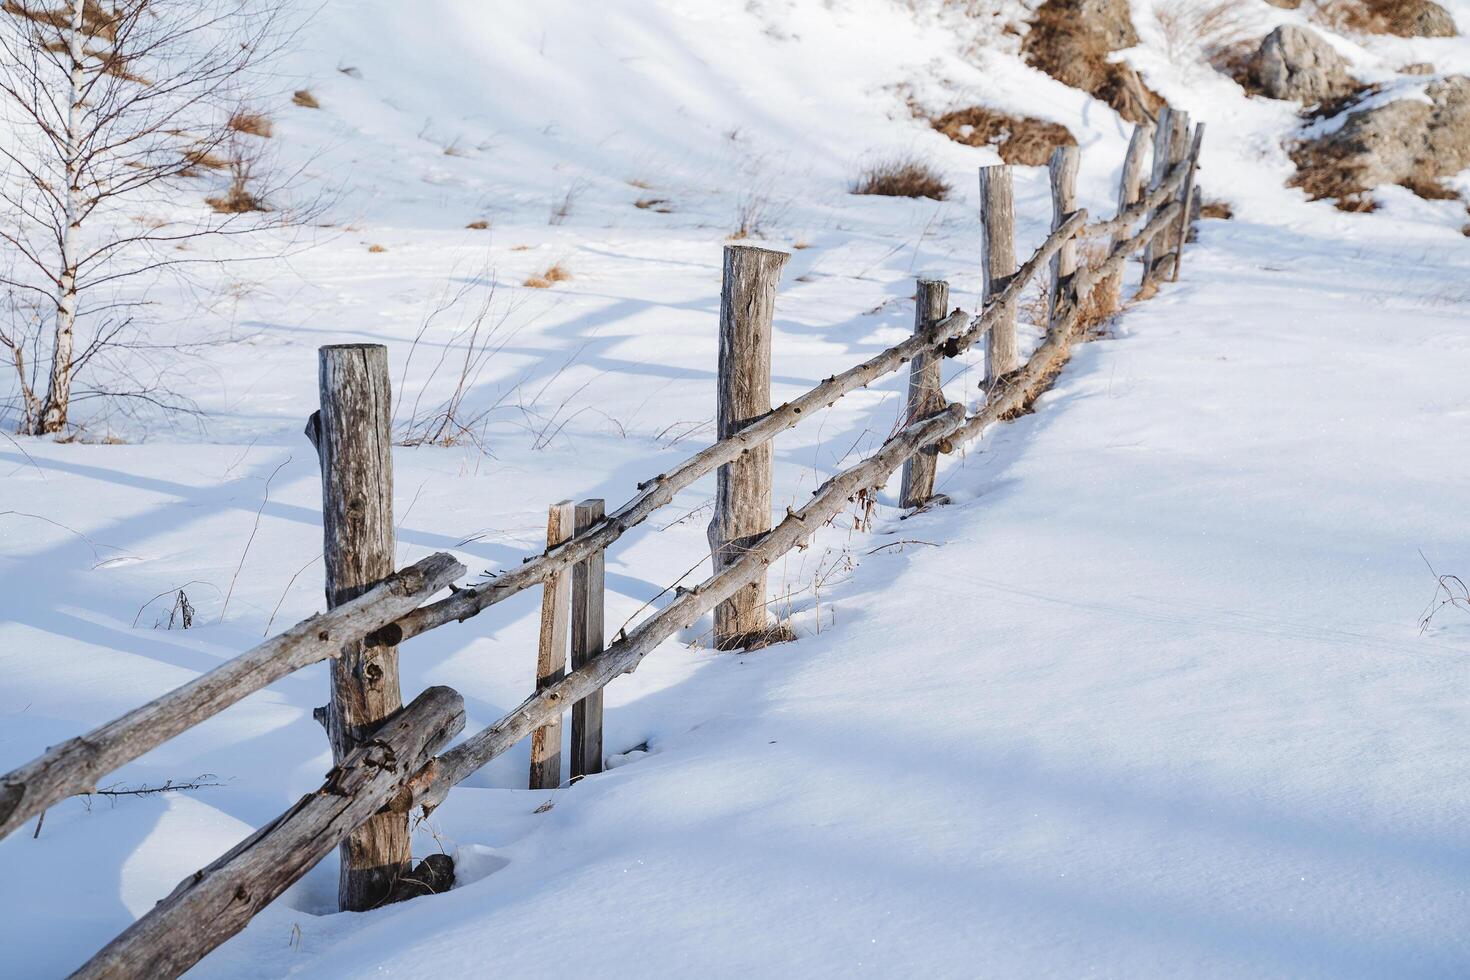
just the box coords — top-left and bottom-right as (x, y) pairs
(530, 500), (574, 790)
(978, 166), (1016, 390)
(1172, 123), (1206, 283)
(708, 243), (787, 650)
(310, 343), (410, 912)
(1143, 107), (1189, 287)
(899, 279), (949, 509)
(1102, 120), (1154, 310)
(571, 498), (605, 780)
(1047, 145), (1080, 337)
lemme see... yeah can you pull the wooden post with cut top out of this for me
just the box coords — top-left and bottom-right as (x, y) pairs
(1172, 123), (1206, 283)
(1143, 107), (1190, 286)
(530, 500), (575, 789)
(1101, 120), (1154, 309)
(571, 498), (606, 780)
(979, 165), (1017, 391)
(309, 342), (412, 912)
(707, 243), (787, 650)
(1047, 145), (1080, 337)
(899, 278), (949, 509)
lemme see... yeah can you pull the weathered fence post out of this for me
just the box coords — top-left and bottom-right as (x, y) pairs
(708, 243), (787, 650)
(1172, 122), (1206, 283)
(309, 343), (411, 912)
(899, 279), (949, 509)
(530, 500), (575, 789)
(1102, 120), (1154, 310)
(571, 498), (605, 780)
(1142, 107), (1189, 288)
(1047, 145), (1080, 337)
(978, 165), (1017, 390)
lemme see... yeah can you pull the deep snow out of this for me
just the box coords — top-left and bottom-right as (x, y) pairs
(3, 0), (1470, 976)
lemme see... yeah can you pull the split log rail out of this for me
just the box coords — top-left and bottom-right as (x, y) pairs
(0, 115), (1207, 978)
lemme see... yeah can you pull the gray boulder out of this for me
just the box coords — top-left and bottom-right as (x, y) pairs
(1252, 25), (1356, 103)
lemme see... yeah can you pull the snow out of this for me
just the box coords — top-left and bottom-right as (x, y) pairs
(4, 0), (1470, 976)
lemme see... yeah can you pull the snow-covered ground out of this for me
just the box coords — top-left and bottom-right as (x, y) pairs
(4, 0), (1470, 976)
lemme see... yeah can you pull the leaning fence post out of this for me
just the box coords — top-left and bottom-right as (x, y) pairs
(1142, 107), (1189, 288)
(309, 343), (410, 912)
(1103, 120), (1154, 309)
(1047, 145), (1080, 336)
(571, 498), (605, 780)
(978, 165), (1017, 391)
(1171, 122), (1206, 283)
(530, 500), (575, 790)
(899, 279), (949, 509)
(708, 243), (787, 650)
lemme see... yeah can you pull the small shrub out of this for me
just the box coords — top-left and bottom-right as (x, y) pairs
(1154, 0), (1251, 64)
(929, 107), (1075, 166)
(291, 89), (320, 109)
(850, 155), (949, 200)
(525, 263), (571, 288)
(228, 110), (273, 138)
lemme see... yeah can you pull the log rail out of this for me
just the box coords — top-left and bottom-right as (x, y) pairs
(0, 115), (1207, 980)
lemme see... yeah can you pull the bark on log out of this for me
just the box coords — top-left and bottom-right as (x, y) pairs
(979, 165), (1018, 386)
(570, 499), (606, 780)
(386, 212), (1087, 647)
(314, 343), (410, 911)
(1171, 123), (1206, 283)
(71, 686), (466, 980)
(1142, 108), (1190, 285)
(899, 279), (949, 509)
(708, 244), (786, 649)
(530, 501), (574, 789)
(418, 404), (968, 811)
(0, 552), (461, 843)
(1047, 145), (1081, 338)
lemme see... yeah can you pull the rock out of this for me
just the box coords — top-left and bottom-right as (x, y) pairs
(1369, 0), (1456, 38)
(1290, 74), (1470, 206)
(1251, 25), (1357, 103)
(1069, 0), (1137, 49)
(1023, 0), (1164, 123)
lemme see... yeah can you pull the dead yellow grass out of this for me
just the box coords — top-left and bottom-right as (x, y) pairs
(291, 90), (320, 109)
(1023, 0), (1165, 123)
(466, 219), (490, 230)
(929, 106), (1075, 166)
(228, 110), (273, 138)
(850, 155), (949, 200)
(524, 263), (571, 288)
(367, 244), (387, 253)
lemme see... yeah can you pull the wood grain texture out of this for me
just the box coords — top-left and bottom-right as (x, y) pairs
(899, 279), (949, 509)
(1096, 120), (1154, 308)
(1142, 108), (1190, 285)
(0, 553), (461, 843)
(708, 243), (787, 649)
(530, 501), (574, 789)
(315, 343), (410, 911)
(979, 165), (1018, 386)
(419, 405), (967, 811)
(1171, 123), (1206, 283)
(1047, 145), (1081, 338)
(571, 499), (606, 780)
(387, 211), (1087, 647)
(71, 687), (466, 980)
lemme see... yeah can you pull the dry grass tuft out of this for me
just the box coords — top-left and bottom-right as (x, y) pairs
(367, 243), (387, 253)
(1200, 199), (1235, 219)
(850, 155), (950, 200)
(228, 110), (273, 138)
(929, 106), (1075, 166)
(1288, 135), (1380, 211)
(524, 263), (571, 288)
(635, 197), (674, 212)
(1399, 175), (1460, 200)
(1308, 0), (1391, 35)
(291, 89), (320, 109)
(1154, 0), (1252, 64)
(465, 219), (490, 230)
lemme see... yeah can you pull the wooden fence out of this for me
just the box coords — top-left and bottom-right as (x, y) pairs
(0, 108), (1205, 978)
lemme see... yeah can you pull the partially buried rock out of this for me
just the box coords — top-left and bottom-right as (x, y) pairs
(1251, 25), (1357, 103)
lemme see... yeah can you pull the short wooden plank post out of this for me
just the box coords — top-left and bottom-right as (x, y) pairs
(708, 243), (787, 650)
(1102, 120), (1154, 310)
(1142, 107), (1189, 288)
(570, 498), (606, 780)
(1046, 145), (1080, 337)
(72, 687), (467, 980)
(310, 343), (411, 912)
(978, 165), (1017, 391)
(899, 278), (949, 509)
(530, 500), (575, 789)
(1171, 122), (1206, 283)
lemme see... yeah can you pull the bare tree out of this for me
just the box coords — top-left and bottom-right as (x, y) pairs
(0, 0), (310, 435)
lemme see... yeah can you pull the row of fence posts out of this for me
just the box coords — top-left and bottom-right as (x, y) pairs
(308, 106), (1199, 912)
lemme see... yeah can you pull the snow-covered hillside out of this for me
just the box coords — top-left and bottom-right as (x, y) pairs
(4, 0), (1470, 976)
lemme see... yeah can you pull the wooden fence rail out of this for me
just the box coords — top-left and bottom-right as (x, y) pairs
(1, 114), (1206, 979)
